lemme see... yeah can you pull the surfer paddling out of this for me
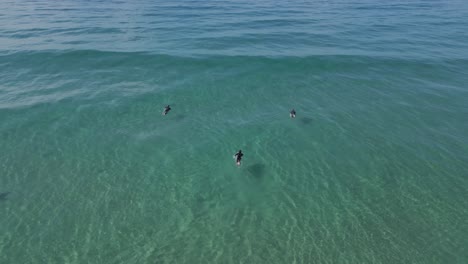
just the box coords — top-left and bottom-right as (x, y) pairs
(290, 109), (296, 118)
(234, 150), (244, 166)
(162, 105), (171, 115)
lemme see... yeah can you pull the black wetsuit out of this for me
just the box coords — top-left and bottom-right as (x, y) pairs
(290, 109), (296, 117)
(163, 105), (171, 115)
(234, 151), (243, 163)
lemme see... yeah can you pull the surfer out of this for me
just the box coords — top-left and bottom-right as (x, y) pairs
(290, 109), (296, 118)
(162, 105), (171, 115)
(234, 150), (243, 166)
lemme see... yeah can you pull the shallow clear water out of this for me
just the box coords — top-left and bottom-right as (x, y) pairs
(1, 1), (468, 263)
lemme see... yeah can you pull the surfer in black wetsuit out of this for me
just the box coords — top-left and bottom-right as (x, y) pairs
(163, 105), (171, 115)
(290, 109), (296, 118)
(234, 150), (243, 166)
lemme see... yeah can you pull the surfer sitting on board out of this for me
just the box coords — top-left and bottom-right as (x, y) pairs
(234, 150), (243, 166)
(163, 105), (171, 115)
(290, 109), (296, 118)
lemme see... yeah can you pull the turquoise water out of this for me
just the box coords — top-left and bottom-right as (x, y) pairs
(1, 0), (468, 263)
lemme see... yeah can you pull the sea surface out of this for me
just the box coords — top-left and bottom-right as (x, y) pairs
(1, 0), (468, 263)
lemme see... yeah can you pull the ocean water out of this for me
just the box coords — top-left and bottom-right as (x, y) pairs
(1, 0), (468, 263)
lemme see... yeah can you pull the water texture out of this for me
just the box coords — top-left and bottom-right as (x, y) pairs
(1, 0), (468, 263)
